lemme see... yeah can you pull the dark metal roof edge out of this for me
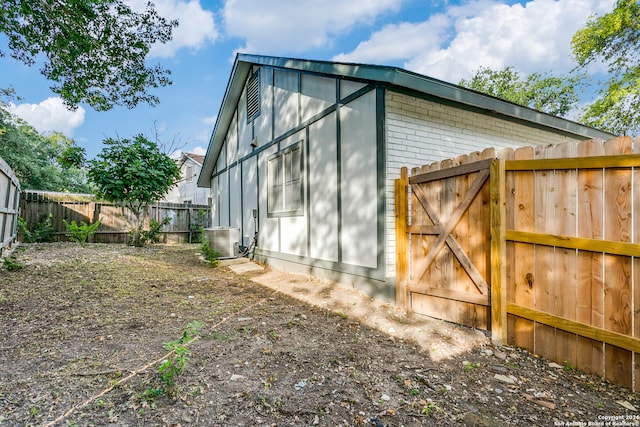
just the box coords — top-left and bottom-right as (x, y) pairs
(199, 53), (616, 186)
(198, 55), (250, 187)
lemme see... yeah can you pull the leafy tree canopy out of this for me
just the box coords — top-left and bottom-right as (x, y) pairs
(0, 101), (92, 192)
(459, 66), (580, 117)
(571, 0), (640, 135)
(88, 134), (180, 246)
(0, 0), (177, 111)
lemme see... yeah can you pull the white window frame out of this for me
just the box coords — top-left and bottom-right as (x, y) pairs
(267, 142), (304, 217)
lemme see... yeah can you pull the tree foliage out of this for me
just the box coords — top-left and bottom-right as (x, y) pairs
(571, 0), (640, 135)
(0, 0), (177, 111)
(459, 66), (580, 117)
(0, 102), (92, 192)
(88, 135), (180, 246)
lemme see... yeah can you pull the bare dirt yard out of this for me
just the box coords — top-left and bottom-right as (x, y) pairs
(0, 243), (638, 426)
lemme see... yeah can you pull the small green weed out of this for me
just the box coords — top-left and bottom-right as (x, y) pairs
(140, 217), (171, 244)
(268, 330), (281, 340)
(199, 239), (220, 266)
(3, 256), (24, 271)
(421, 402), (443, 416)
(137, 387), (162, 409)
(19, 214), (55, 243)
(63, 219), (101, 243)
(157, 321), (202, 394)
(463, 361), (480, 372)
(563, 360), (574, 372)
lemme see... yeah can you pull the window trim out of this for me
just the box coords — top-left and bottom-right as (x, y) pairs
(267, 141), (304, 218)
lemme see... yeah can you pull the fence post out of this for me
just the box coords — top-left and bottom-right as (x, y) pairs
(395, 167), (409, 310)
(490, 158), (507, 345)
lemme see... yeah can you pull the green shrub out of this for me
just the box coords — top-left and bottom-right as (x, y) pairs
(3, 256), (24, 271)
(200, 239), (220, 266)
(136, 216), (171, 245)
(189, 209), (208, 243)
(18, 214), (55, 243)
(63, 219), (101, 243)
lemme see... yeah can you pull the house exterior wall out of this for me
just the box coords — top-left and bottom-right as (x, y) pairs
(164, 158), (210, 205)
(209, 66), (388, 297)
(383, 91), (587, 277)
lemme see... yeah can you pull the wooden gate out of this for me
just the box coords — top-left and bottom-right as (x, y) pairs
(395, 150), (498, 330)
(395, 138), (640, 391)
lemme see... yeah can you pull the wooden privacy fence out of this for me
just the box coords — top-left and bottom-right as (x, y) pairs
(20, 191), (210, 243)
(396, 136), (640, 391)
(0, 156), (21, 254)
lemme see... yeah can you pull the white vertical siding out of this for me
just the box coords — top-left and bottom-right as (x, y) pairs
(309, 112), (339, 262)
(229, 165), (241, 230)
(241, 156), (258, 246)
(274, 69), (299, 138)
(340, 91), (378, 269)
(301, 74), (335, 123)
(218, 170), (229, 226)
(210, 174), (219, 226)
(340, 80), (366, 100)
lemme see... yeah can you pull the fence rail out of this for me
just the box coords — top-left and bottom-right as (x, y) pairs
(0, 156), (21, 254)
(19, 191), (210, 244)
(396, 136), (640, 392)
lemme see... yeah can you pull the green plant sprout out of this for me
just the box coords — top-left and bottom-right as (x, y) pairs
(156, 321), (202, 394)
(63, 219), (101, 243)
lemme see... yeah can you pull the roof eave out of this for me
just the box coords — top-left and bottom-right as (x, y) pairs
(198, 54), (616, 188)
(198, 56), (252, 188)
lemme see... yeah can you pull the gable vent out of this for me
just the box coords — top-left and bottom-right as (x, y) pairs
(246, 70), (260, 122)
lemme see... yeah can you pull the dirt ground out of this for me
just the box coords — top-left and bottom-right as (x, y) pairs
(0, 243), (638, 427)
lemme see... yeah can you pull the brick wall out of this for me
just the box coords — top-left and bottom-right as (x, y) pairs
(384, 91), (584, 277)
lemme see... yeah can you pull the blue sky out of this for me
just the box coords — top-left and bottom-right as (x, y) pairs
(1, 0), (614, 160)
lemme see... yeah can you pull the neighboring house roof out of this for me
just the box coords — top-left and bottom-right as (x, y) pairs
(179, 152), (205, 168)
(199, 53), (616, 187)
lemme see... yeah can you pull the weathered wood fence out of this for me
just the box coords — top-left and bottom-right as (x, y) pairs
(396, 136), (640, 391)
(0, 156), (21, 254)
(19, 191), (210, 243)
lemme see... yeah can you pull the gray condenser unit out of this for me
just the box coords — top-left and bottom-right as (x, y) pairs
(205, 227), (240, 258)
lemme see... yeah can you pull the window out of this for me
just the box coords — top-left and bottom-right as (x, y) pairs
(246, 69), (260, 122)
(186, 165), (193, 182)
(268, 143), (303, 216)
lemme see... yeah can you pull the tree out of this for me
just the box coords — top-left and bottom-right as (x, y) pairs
(459, 66), (580, 117)
(0, 0), (177, 111)
(571, 0), (640, 135)
(88, 135), (180, 246)
(0, 102), (93, 192)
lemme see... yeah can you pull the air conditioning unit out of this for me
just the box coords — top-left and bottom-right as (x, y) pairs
(204, 227), (240, 258)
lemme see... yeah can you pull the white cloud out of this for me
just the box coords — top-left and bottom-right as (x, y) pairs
(223, 0), (401, 54)
(335, 0), (615, 83)
(202, 115), (217, 125)
(127, 0), (218, 58)
(190, 145), (207, 156)
(8, 97), (85, 136)
(333, 15), (450, 63)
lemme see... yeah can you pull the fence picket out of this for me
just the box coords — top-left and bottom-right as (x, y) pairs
(634, 136), (640, 391)
(511, 146), (535, 350)
(603, 137), (634, 389)
(577, 139), (605, 377)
